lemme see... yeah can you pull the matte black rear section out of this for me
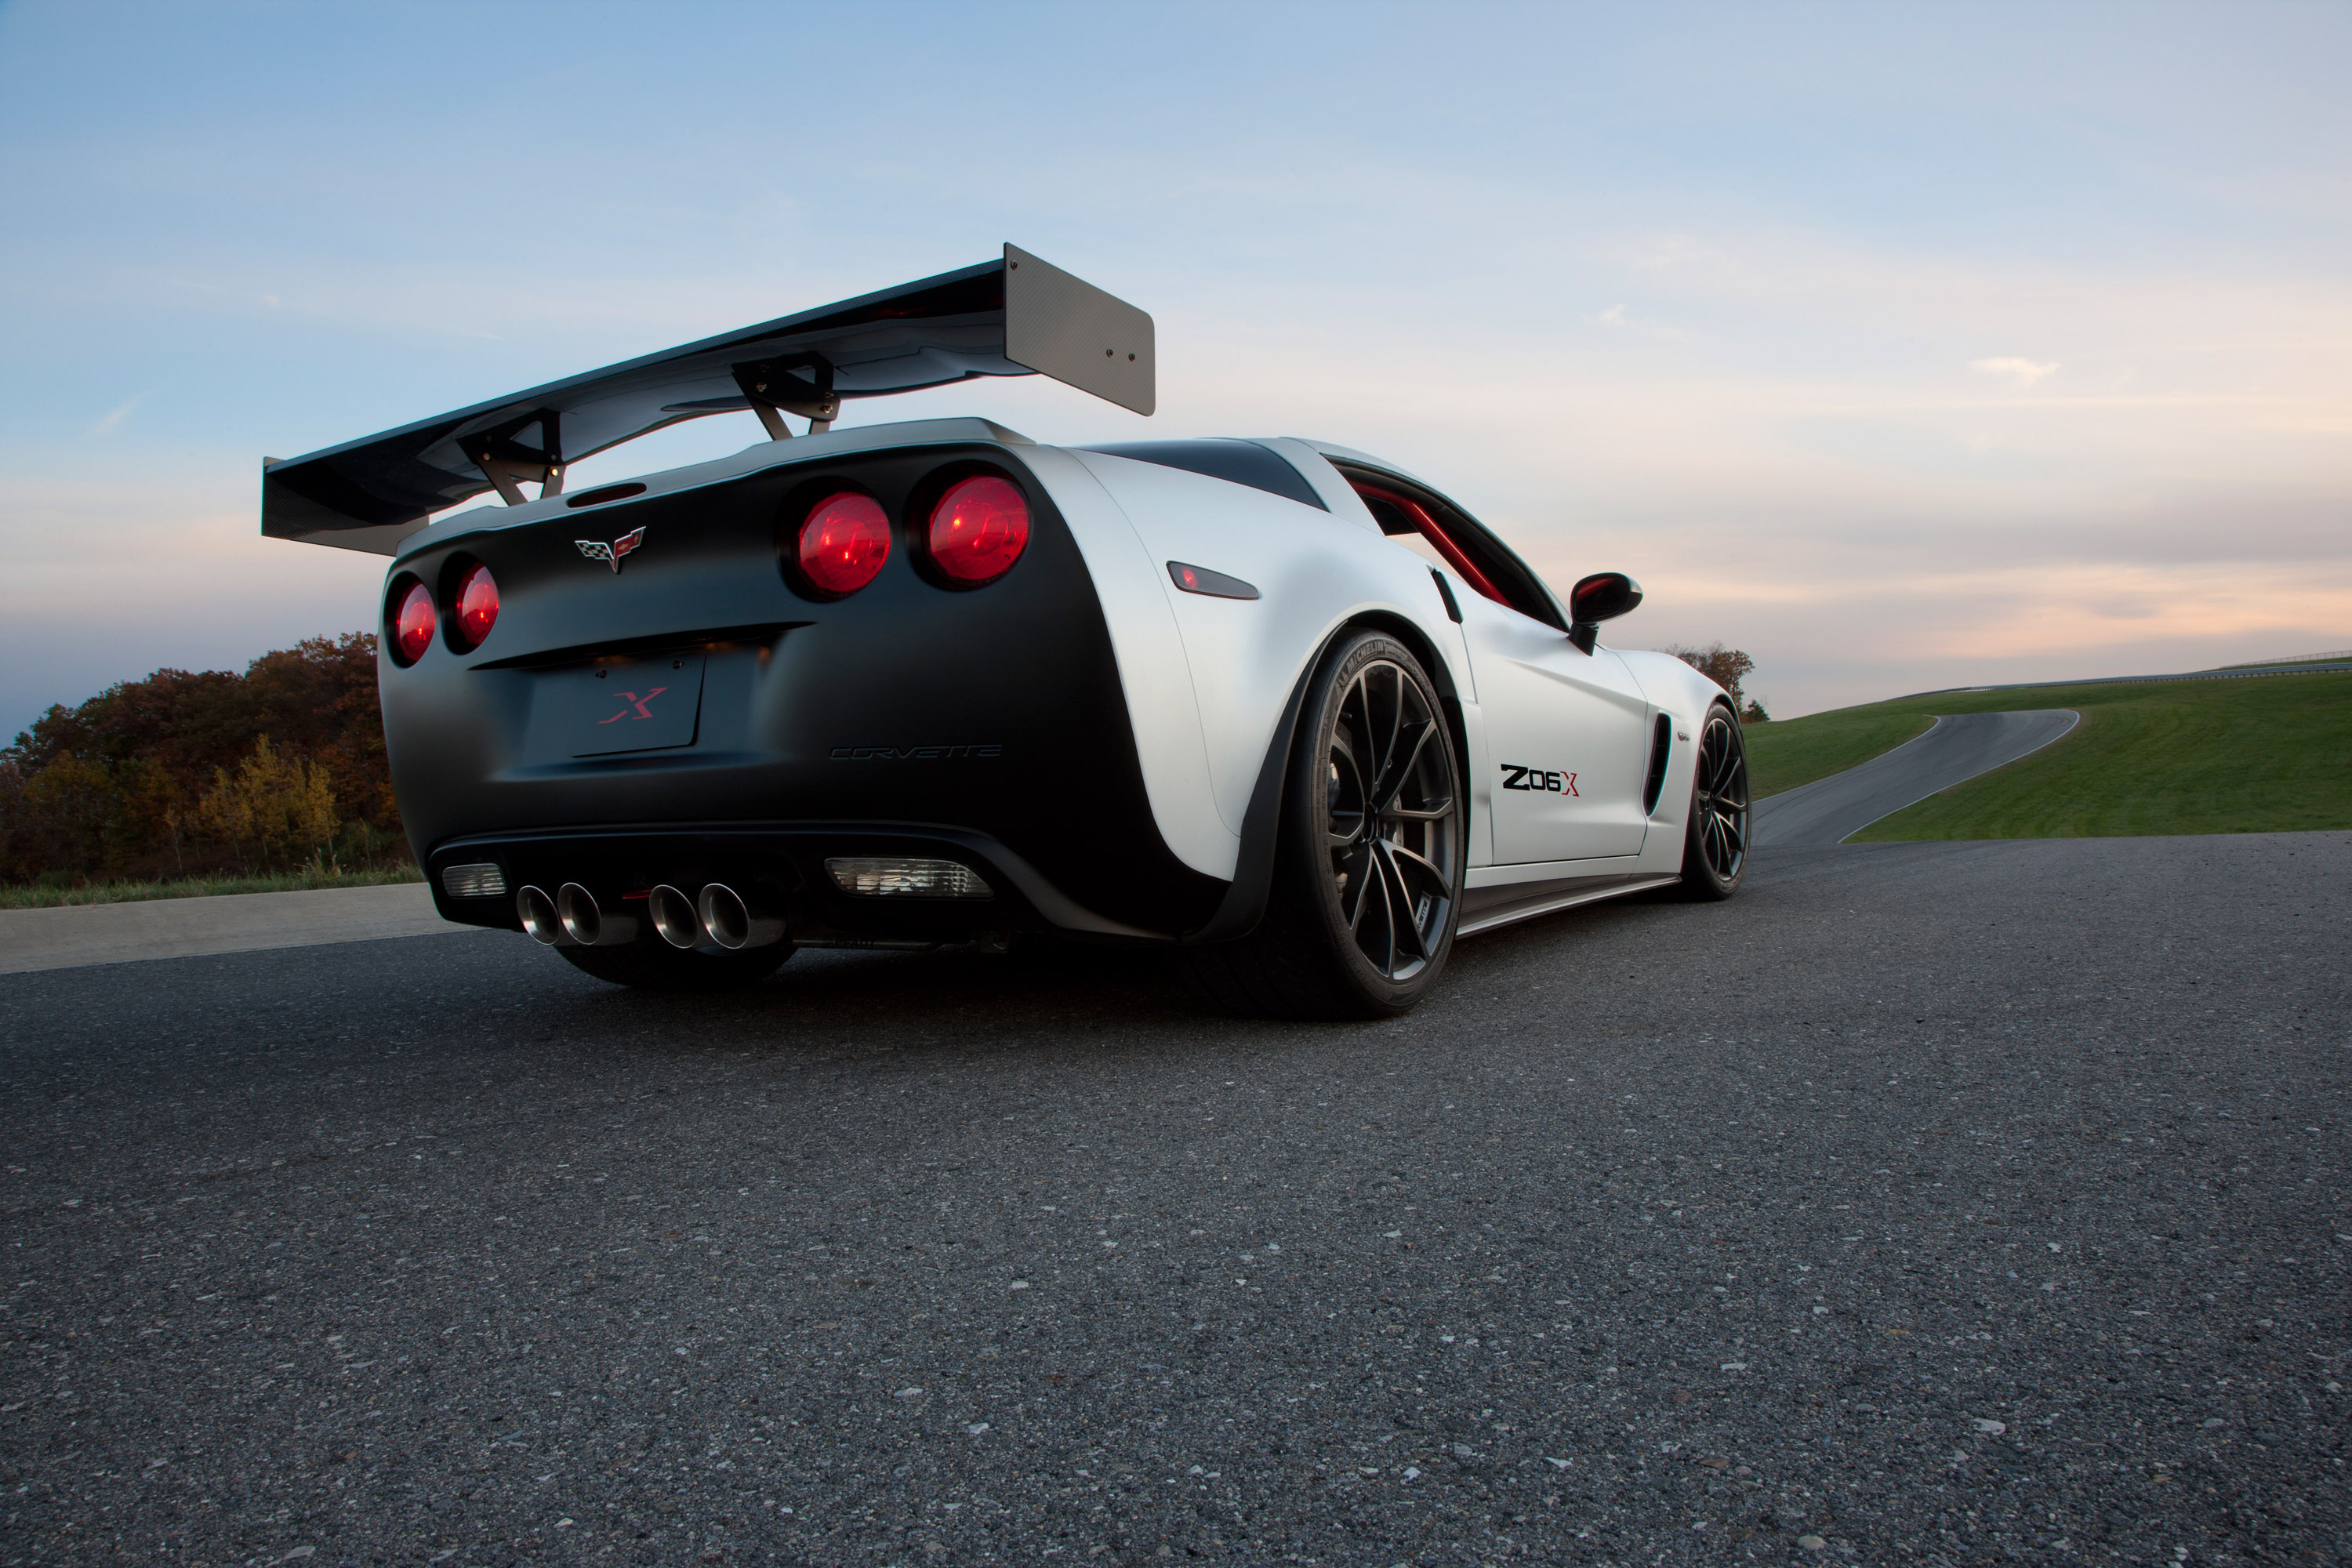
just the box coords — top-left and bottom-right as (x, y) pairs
(387, 443), (1223, 939)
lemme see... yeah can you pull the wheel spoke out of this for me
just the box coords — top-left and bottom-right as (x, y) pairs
(1358, 847), (1399, 971)
(1381, 797), (1454, 822)
(1327, 742), (1370, 847)
(1371, 841), (1428, 964)
(1336, 840), (1376, 931)
(1385, 840), (1450, 900)
(1364, 666), (1401, 800)
(1372, 718), (1437, 815)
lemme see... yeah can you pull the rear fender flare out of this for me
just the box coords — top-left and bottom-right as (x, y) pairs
(1181, 612), (1469, 945)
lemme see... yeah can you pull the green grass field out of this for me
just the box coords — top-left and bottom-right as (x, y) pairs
(0, 862), (423, 910)
(1744, 671), (2352, 840)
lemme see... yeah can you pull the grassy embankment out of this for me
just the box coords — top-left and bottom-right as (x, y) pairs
(0, 862), (423, 910)
(1743, 671), (2352, 840)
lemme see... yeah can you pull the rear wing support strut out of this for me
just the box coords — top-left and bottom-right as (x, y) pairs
(731, 358), (840, 441)
(463, 409), (566, 506)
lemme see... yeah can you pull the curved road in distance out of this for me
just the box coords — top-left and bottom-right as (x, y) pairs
(1751, 708), (2080, 847)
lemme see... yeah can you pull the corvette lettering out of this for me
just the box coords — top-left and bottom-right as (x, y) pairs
(1500, 763), (1577, 796)
(575, 526), (646, 573)
(830, 744), (1003, 760)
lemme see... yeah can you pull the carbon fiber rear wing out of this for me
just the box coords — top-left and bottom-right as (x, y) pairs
(261, 245), (1153, 554)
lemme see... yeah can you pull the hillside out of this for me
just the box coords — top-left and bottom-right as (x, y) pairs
(1744, 671), (2352, 840)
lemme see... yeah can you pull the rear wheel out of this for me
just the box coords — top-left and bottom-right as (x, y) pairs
(1674, 703), (1749, 900)
(556, 939), (793, 992)
(1187, 632), (1464, 1018)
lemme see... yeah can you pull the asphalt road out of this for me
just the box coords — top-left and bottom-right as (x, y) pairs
(1752, 712), (2082, 848)
(2, 832), (2346, 1567)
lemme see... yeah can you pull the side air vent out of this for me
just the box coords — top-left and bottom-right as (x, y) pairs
(1642, 713), (1673, 815)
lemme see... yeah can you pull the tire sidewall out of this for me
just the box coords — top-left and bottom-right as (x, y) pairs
(1282, 632), (1466, 1010)
(1682, 702), (1748, 898)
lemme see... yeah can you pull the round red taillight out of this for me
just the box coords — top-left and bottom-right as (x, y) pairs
(927, 474), (1029, 586)
(390, 579), (435, 665)
(452, 563), (499, 651)
(796, 492), (891, 596)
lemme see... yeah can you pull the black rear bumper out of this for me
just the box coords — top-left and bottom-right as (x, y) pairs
(426, 822), (1174, 945)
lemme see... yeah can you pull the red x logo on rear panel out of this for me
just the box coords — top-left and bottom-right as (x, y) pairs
(596, 686), (668, 723)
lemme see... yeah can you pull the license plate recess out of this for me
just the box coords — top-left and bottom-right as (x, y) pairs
(562, 651), (706, 757)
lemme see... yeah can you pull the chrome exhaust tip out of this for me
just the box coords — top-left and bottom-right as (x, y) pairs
(697, 882), (786, 950)
(517, 885), (572, 946)
(648, 884), (704, 950)
(557, 882), (639, 947)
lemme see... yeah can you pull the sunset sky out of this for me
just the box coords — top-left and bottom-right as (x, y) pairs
(2, 2), (2346, 737)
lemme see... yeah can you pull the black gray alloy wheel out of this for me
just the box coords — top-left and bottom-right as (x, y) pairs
(1183, 632), (1465, 1019)
(1676, 704), (1749, 899)
(1321, 657), (1459, 981)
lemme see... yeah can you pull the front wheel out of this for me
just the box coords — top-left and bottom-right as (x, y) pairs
(1673, 703), (1749, 900)
(1185, 632), (1465, 1019)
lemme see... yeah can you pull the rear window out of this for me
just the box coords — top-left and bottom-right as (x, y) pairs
(1083, 440), (1328, 511)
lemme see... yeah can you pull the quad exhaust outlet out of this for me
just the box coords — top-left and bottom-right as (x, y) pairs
(515, 884), (572, 946)
(520, 878), (787, 952)
(557, 882), (639, 947)
(696, 882), (787, 951)
(647, 884), (704, 949)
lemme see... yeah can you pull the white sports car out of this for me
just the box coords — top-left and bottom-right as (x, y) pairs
(263, 247), (1750, 1017)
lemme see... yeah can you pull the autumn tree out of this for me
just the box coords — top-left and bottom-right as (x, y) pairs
(1661, 643), (1768, 721)
(0, 632), (400, 884)
(199, 735), (339, 869)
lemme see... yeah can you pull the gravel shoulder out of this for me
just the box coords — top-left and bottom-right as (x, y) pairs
(2, 832), (2345, 1566)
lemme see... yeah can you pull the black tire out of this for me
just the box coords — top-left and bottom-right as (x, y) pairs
(1673, 702), (1749, 901)
(1186, 632), (1465, 1019)
(555, 938), (793, 992)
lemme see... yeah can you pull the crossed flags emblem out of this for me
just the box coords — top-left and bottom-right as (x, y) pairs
(575, 527), (646, 573)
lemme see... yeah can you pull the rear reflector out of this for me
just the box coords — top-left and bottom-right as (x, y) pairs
(441, 862), (507, 899)
(1167, 561), (1261, 600)
(826, 856), (992, 899)
(797, 491), (891, 596)
(927, 474), (1029, 585)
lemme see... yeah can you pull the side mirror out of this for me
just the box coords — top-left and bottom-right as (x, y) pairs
(1567, 572), (1643, 652)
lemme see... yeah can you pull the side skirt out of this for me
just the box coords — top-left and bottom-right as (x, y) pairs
(1454, 873), (1681, 938)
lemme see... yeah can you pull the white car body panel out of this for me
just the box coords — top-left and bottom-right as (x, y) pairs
(390, 416), (1737, 933)
(1064, 448), (1476, 848)
(1035, 434), (1738, 926)
(1010, 446), (1238, 880)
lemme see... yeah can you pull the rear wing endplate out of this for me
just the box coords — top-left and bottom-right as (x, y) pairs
(262, 245), (1153, 553)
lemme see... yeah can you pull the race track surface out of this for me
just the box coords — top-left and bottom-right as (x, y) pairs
(1752, 710), (2081, 847)
(2, 832), (2345, 1566)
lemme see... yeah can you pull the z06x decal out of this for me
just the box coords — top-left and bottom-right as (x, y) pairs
(1500, 763), (1578, 796)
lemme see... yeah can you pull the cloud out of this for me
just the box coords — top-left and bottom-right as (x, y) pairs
(85, 394), (146, 437)
(1969, 356), (2060, 387)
